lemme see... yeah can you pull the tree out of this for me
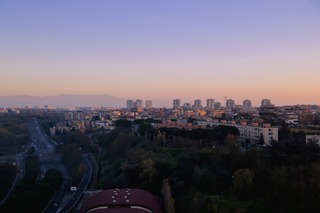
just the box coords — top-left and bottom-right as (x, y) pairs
(139, 123), (155, 139)
(271, 166), (288, 190)
(162, 179), (175, 213)
(42, 168), (64, 189)
(233, 168), (255, 189)
(140, 159), (158, 185)
(115, 119), (132, 129)
(214, 125), (240, 145)
(258, 133), (265, 146)
(224, 135), (239, 151)
(156, 131), (166, 146)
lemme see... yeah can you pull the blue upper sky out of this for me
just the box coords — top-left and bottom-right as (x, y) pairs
(1, 0), (320, 106)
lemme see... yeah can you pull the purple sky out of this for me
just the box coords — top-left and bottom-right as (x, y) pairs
(0, 0), (320, 107)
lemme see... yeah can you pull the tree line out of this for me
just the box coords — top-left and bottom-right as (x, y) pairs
(93, 119), (320, 213)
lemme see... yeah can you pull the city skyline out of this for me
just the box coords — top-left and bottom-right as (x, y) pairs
(0, 93), (318, 108)
(1, 1), (320, 106)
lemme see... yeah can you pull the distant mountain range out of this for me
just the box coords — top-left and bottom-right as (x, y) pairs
(0, 94), (126, 108)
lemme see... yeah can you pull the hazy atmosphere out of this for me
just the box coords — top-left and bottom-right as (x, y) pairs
(1, 0), (320, 107)
(1, 2), (320, 212)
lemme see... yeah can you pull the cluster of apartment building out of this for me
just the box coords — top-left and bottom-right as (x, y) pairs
(126, 99), (153, 111)
(154, 118), (278, 146)
(172, 98), (273, 110)
(125, 98), (319, 125)
(213, 121), (278, 146)
(1, 98), (320, 146)
(48, 104), (319, 147)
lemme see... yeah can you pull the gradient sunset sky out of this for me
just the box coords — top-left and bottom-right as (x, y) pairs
(1, 0), (319, 107)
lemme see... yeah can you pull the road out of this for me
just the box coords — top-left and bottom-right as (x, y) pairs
(0, 153), (25, 207)
(59, 153), (92, 213)
(1, 119), (93, 212)
(29, 119), (73, 213)
(30, 119), (93, 213)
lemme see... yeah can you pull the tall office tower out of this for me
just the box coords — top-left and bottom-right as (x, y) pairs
(193, 99), (202, 109)
(173, 99), (181, 108)
(135, 99), (143, 108)
(207, 99), (215, 109)
(226, 99), (235, 109)
(214, 102), (221, 110)
(243, 99), (252, 109)
(261, 99), (272, 107)
(145, 100), (152, 109)
(126, 100), (134, 110)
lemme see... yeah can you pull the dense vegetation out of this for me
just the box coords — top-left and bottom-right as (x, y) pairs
(1, 168), (64, 213)
(37, 114), (64, 142)
(0, 116), (30, 156)
(0, 140), (62, 212)
(0, 115), (30, 202)
(59, 131), (93, 185)
(3, 114), (318, 212)
(23, 155), (41, 184)
(0, 163), (17, 201)
(37, 113), (94, 185)
(94, 121), (320, 213)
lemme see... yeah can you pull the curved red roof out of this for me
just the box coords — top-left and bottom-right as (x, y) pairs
(80, 189), (162, 213)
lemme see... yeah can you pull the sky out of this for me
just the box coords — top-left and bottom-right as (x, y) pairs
(0, 0), (320, 107)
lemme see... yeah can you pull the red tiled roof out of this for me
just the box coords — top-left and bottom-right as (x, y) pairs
(80, 189), (162, 213)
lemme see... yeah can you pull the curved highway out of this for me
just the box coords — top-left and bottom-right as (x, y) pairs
(0, 153), (25, 207)
(1, 118), (93, 212)
(30, 119), (93, 213)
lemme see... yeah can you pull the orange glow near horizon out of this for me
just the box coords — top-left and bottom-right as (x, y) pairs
(0, 1), (320, 107)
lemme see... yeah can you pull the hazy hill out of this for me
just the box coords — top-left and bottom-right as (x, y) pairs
(0, 94), (125, 108)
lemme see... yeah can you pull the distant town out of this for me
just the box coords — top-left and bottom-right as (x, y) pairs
(1, 97), (320, 212)
(1, 98), (320, 147)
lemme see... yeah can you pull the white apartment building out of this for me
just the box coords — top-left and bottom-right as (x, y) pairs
(213, 122), (278, 146)
(214, 102), (221, 110)
(207, 99), (215, 109)
(127, 100), (134, 110)
(173, 99), (181, 108)
(236, 123), (278, 146)
(193, 99), (202, 109)
(226, 99), (235, 109)
(243, 99), (252, 109)
(145, 100), (153, 109)
(261, 99), (272, 107)
(135, 99), (143, 108)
